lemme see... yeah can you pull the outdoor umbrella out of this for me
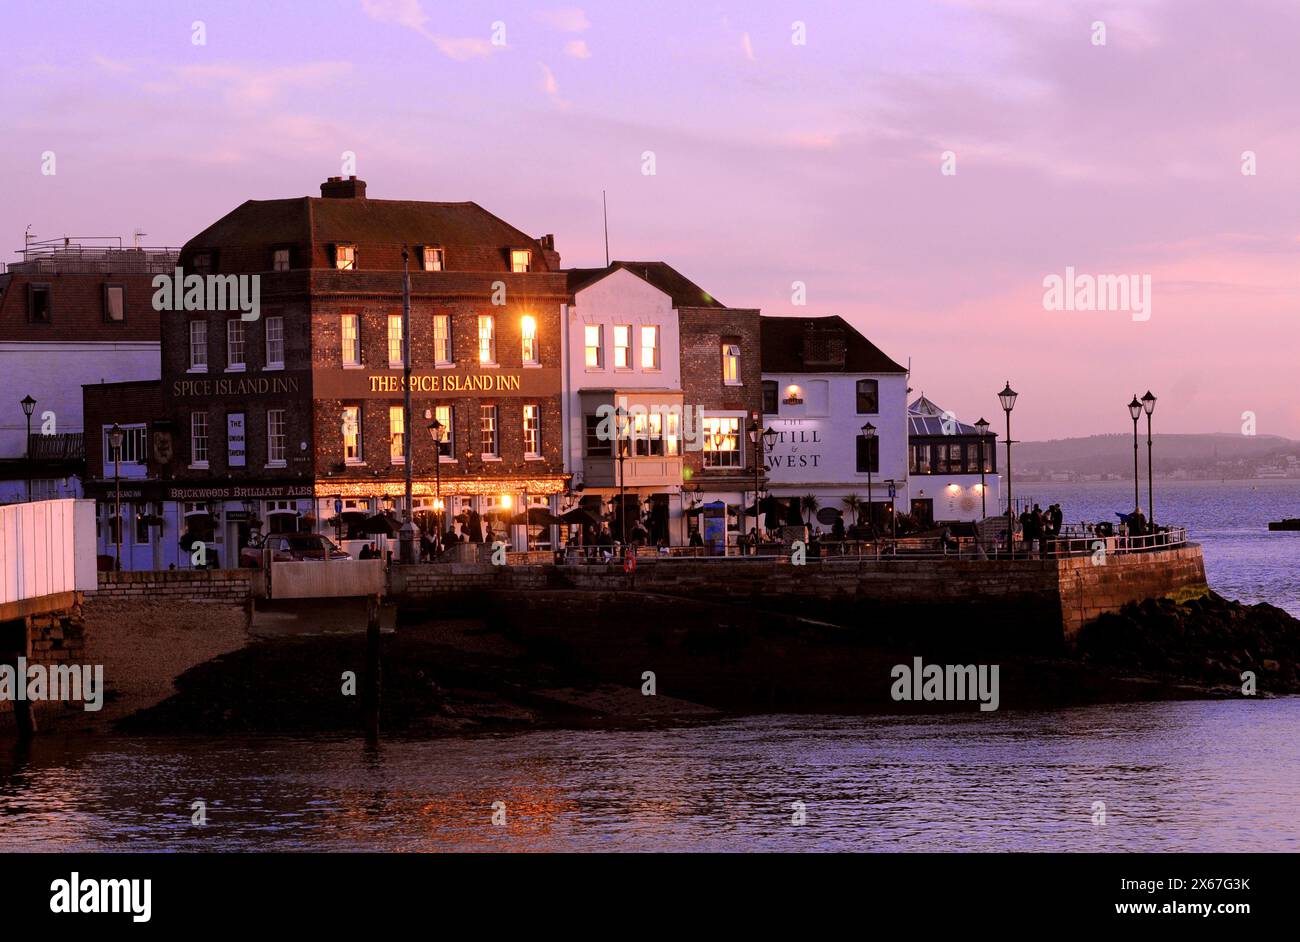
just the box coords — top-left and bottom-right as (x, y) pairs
(558, 507), (601, 526)
(358, 513), (401, 537)
(509, 507), (564, 527)
(816, 507), (842, 526)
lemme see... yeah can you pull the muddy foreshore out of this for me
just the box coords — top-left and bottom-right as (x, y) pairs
(105, 589), (1300, 737)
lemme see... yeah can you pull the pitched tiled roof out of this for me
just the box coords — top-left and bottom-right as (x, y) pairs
(760, 315), (906, 374)
(566, 261), (724, 308)
(181, 188), (552, 273)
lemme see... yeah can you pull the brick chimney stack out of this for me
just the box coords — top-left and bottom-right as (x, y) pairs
(320, 176), (367, 199)
(538, 233), (560, 270)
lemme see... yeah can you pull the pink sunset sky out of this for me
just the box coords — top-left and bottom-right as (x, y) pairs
(3, 0), (1297, 441)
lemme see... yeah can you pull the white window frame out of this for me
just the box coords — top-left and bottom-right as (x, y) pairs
(387, 314), (404, 368)
(273, 248), (290, 272)
(423, 246), (444, 272)
(190, 411), (209, 469)
(523, 404), (541, 459)
(480, 404), (499, 458)
(265, 316), (284, 370)
(641, 325), (660, 370)
(341, 314), (361, 367)
(343, 405), (363, 464)
(722, 343), (741, 386)
(433, 314), (453, 366)
(521, 315), (539, 366)
(189, 320), (208, 372)
(584, 323), (603, 369)
(510, 249), (531, 273)
(478, 315), (496, 366)
(103, 423), (148, 478)
(702, 414), (743, 469)
(267, 409), (287, 467)
(613, 324), (631, 370)
(226, 319), (246, 372)
(389, 405), (406, 465)
(334, 244), (356, 270)
(435, 404), (455, 462)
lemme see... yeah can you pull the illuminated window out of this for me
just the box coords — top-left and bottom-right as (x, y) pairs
(388, 315), (404, 368)
(341, 314), (360, 366)
(265, 316), (284, 369)
(584, 324), (603, 368)
(342, 405), (362, 464)
(722, 344), (740, 385)
(481, 405), (498, 457)
(422, 246), (444, 271)
(523, 404), (541, 457)
(478, 315), (496, 364)
(641, 325), (659, 369)
(664, 410), (680, 456)
(334, 244), (356, 270)
(267, 410), (286, 465)
(510, 250), (531, 273)
(389, 405), (405, 464)
(703, 416), (740, 468)
(435, 404), (455, 459)
(521, 315), (539, 365)
(613, 325), (631, 369)
(433, 314), (453, 365)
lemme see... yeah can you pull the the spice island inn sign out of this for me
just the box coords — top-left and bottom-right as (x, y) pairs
(312, 367), (560, 399)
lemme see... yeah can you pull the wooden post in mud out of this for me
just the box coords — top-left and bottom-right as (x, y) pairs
(363, 594), (381, 740)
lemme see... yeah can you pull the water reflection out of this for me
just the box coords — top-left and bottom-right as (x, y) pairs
(2, 699), (1297, 852)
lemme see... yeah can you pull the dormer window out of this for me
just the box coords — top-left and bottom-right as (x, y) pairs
(192, 252), (213, 275)
(272, 248), (291, 272)
(334, 244), (357, 270)
(422, 246), (445, 272)
(510, 249), (531, 273)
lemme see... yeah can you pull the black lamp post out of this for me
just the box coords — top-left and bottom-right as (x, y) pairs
(428, 418), (446, 540)
(998, 382), (1018, 556)
(615, 406), (629, 545)
(860, 421), (876, 530)
(975, 417), (990, 519)
(1142, 391), (1157, 525)
(1127, 395), (1142, 515)
(108, 423), (124, 571)
(20, 395), (36, 502)
(747, 419), (762, 540)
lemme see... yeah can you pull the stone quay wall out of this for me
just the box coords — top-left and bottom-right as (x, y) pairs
(86, 569), (262, 605)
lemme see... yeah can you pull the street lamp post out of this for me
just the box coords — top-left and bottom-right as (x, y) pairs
(860, 422), (876, 532)
(428, 418), (446, 545)
(615, 406), (629, 545)
(20, 395), (36, 502)
(975, 417), (990, 520)
(108, 423), (124, 571)
(1142, 391), (1157, 525)
(1127, 395), (1142, 515)
(998, 382), (1018, 556)
(397, 247), (417, 565)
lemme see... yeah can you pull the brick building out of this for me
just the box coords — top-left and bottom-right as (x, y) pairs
(85, 177), (569, 567)
(0, 238), (175, 502)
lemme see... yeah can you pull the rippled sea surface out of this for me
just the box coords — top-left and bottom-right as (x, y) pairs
(2, 701), (1298, 852)
(2, 481), (1297, 852)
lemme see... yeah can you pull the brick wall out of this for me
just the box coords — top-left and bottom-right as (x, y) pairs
(1057, 545), (1208, 638)
(679, 306), (764, 488)
(87, 568), (260, 604)
(0, 596), (88, 727)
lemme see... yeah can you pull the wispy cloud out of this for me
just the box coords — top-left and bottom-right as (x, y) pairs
(741, 32), (755, 61)
(536, 7), (591, 32)
(360, 0), (496, 60)
(564, 39), (591, 59)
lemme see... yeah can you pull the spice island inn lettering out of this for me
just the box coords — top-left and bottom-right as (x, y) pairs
(369, 373), (522, 393)
(172, 376), (300, 398)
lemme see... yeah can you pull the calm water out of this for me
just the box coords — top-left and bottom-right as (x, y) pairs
(1, 481), (1296, 852)
(1021, 479), (1300, 616)
(2, 701), (1297, 851)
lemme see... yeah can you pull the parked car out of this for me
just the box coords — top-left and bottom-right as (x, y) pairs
(240, 533), (351, 567)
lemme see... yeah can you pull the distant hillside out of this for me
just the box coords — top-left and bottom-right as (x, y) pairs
(1013, 433), (1300, 478)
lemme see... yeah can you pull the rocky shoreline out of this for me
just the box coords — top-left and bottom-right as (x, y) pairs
(107, 589), (1298, 737)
